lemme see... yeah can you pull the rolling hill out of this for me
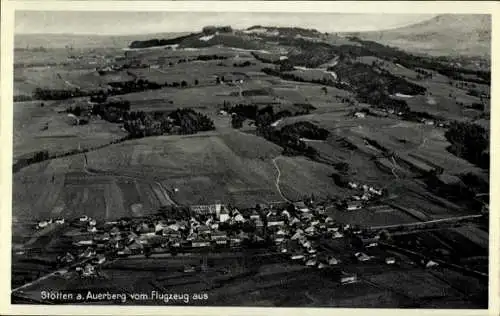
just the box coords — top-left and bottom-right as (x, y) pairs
(15, 32), (189, 49)
(351, 14), (491, 57)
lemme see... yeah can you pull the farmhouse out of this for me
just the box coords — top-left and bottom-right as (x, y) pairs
(37, 220), (49, 229)
(340, 273), (358, 284)
(305, 258), (317, 266)
(190, 203), (225, 215)
(425, 260), (439, 268)
(79, 247), (96, 258)
(267, 215), (286, 227)
(355, 252), (371, 262)
(294, 201), (310, 213)
(215, 238), (228, 245)
(74, 240), (93, 246)
(328, 256), (339, 265)
(59, 252), (75, 264)
(192, 239), (211, 248)
(291, 253), (305, 260)
(93, 254), (106, 265)
(82, 264), (96, 277)
(385, 257), (396, 265)
(345, 201), (363, 211)
(117, 246), (132, 256)
(219, 208), (230, 223)
(211, 231), (227, 241)
(289, 217), (301, 226)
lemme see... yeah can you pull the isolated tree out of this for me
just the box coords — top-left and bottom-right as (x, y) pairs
(181, 80), (188, 88)
(231, 114), (244, 129)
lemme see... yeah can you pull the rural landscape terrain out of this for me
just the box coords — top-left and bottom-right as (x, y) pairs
(12, 14), (491, 308)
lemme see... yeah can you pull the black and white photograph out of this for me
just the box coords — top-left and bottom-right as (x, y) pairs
(3, 1), (497, 313)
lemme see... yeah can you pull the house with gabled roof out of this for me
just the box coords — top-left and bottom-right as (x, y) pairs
(267, 215), (286, 227)
(192, 239), (211, 248)
(210, 231), (227, 241)
(117, 246), (132, 256)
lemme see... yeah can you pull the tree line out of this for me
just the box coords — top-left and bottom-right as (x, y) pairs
(31, 76), (198, 101)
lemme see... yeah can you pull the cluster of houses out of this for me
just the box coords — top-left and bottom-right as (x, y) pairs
(64, 203), (259, 275)
(262, 201), (386, 274)
(36, 217), (65, 229)
(47, 199), (404, 280)
(341, 182), (385, 211)
(267, 203), (342, 269)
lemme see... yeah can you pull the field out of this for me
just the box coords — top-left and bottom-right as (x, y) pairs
(13, 100), (127, 162)
(13, 155), (168, 225)
(14, 129), (353, 221)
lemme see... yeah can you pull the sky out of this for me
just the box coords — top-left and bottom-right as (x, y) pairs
(15, 11), (436, 35)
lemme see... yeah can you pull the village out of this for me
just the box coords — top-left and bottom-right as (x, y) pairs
(28, 181), (415, 286)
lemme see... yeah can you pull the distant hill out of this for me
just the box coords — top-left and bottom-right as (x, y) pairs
(15, 32), (188, 49)
(350, 14), (491, 57)
(127, 25), (324, 50)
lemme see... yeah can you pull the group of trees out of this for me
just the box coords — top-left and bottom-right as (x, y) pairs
(253, 106), (322, 158)
(90, 93), (108, 104)
(414, 68), (433, 80)
(122, 111), (173, 138)
(13, 150), (50, 173)
(196, 54), (228, 61)
(444, 121), (489, 169)
(222, 101), (322, 158)
(108, 79), (162, 94)
(129, 33), (195, 49)
(13, 95), (33, 102)
(92, 100), (131, 123)
(202, 25), (233, 35)
(233, 61), (253, 67)
(259, 124), (319, 158)
(33, 88), (90, 101)
(223, 102), (307, 130)
(66, 105), (84, 117)
(165, 80), (189, 88)
(175, 55), (228, 64)
(168, 108), (215, 135)
(280, 121), (329, 140)
(89, 96), (215, 138)
(123, 109), (215, 138)
(332, 61), (426, 112)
